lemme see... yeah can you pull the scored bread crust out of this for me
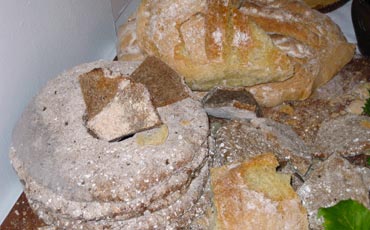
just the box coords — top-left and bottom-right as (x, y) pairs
(242, 0), (355, 106)
(136, 0), (294, 91)
(120, 0), (354, 107)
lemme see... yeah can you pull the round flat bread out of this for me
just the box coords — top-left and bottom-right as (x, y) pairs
(10, 60), (209, 224)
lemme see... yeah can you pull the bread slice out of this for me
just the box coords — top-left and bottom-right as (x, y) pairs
(210, 153), (308, 230)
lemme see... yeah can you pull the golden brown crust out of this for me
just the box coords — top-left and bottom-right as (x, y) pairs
(136, 0), (294, 91)
(242, 0), (355, 106)
(121, 0), (355, 106)
(247, 61), (318, 107)
(210, 153), (308, 230)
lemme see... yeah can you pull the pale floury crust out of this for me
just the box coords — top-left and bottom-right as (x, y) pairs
(136, 0), (294, 90)
(118, 0), (354, 107)
(9, 60), (210, 229)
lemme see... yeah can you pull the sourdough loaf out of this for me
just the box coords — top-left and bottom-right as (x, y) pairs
(119, 0), (354, 106)
(210, 153), (308, 230)
(136, 0), (294, 91)
(241, 0), (355, 106)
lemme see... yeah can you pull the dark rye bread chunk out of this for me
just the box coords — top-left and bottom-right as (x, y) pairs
(314, 115), (370, 157)
(79, 68), (162, 142)
(79, 68), (123, 120)
(130, 56), (189, 107)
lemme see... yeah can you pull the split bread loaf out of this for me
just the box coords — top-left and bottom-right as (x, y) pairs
(119, 0), (355, 106)
(240, 0), (355, 106)
(210, 153), (309, 230)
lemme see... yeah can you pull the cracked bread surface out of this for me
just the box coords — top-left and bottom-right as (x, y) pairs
(9, 60), (210, 228)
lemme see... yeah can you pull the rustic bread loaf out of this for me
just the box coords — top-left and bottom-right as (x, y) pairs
(242, 0), (355, 106)
(210, 153), (308, 230)
(136, 0), (294, 91)
(119, 0), (354, 107)
(9, 60), (210, 229)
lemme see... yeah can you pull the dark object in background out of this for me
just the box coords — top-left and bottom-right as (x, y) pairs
(352, 0), (370, 56)
(316, 0), (350, 13)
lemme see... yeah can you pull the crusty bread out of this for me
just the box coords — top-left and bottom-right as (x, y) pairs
(136, 0), (294, 91)
(118, 0), (354, 106)
(242, 0), (355, 106)
(116, 13), (146, 61)
(210, 153), (308, 230)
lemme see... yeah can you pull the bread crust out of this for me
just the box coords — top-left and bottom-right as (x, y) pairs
(120, 0), (355, 106)
(242, 0), (355, 106)
(9, 60), (210, 226)
(136, 0), (294, 91)
(116, 13), (146, 61)
(210, 153), (308, 230)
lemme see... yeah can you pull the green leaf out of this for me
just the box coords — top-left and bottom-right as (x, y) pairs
(363, 89), (370, 116)
(368, 156), (370, 166)
(318, 199), (370, 230)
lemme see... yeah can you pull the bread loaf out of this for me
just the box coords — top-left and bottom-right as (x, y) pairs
(241, 0), (355, 106)
(118, 0), (355, 106)
(136, 0), (294, 91)
(210, 153), (308, 230)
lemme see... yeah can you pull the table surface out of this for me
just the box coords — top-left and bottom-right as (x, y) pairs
(0, 193), (46, 230)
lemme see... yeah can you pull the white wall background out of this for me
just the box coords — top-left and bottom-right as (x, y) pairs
(327, 0), (356, 46)
(0, 0), (117, 223)
(112, 0), (141, 32)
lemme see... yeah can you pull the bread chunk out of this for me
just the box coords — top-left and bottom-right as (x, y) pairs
(210, 153), (308, 230)
(79, 68), (162, 142)
(79, 68), (123, 120)
(130, 56), (189, 107)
